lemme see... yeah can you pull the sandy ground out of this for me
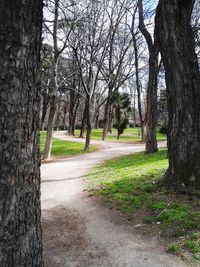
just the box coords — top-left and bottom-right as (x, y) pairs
(41, 131), (186, 267)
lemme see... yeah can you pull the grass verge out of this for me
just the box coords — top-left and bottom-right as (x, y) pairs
(75, 127), (166, 142)
(40, 131), (97, 158)
(85, 149), (200, 264)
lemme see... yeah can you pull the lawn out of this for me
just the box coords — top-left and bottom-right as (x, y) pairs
(75, 127), (166, 142)
(86, 150), (200, 263)
(40, 131), (97, 158)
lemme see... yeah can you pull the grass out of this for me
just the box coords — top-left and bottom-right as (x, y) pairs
(85, 149), (200, 263)
(75, 127), (166, 142)
(40, 131), (96, 158)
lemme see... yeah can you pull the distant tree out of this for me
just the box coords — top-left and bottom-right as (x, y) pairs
(43, 0), (72, 159)
(155, 0), (200, 191)
(0, 0), (43, 266)
(112, 92), (132, 140)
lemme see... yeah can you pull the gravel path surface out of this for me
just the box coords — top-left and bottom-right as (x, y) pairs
(41, 131), (186, 267)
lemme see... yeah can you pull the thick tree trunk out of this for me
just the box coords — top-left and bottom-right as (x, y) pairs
(155, 0), (200, 190)
(84, 97), (92, 151)
(0, 1), (43, 266)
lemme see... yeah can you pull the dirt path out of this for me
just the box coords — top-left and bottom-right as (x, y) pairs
(41, 131), (186, 267)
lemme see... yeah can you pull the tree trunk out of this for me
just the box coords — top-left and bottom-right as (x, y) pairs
(102, 85), (112, 140)
(43, 0), (59, 160)
(63, 104), (67, 130)
(133, 32), (145, 141)
(108, 105), (113, 134)
(55, 99), (61, 130)
(145, 49), (159, 153)
(41, 97), (49, 131)
(69, 94), (79, 136)
(94, 111), (99, 129)
(84, 97), (92, 151)
(69, 89), (76, 135)
(138, 0), (158, 152)
(43, 96), (57, 160)
(0, 1), (43, 266)
(79, 102), (87, 138)
(155, 0), (200, 190)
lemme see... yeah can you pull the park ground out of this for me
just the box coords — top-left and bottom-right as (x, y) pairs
(41, 131), (200, 266)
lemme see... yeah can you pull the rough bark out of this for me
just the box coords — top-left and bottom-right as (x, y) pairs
(155, 0), (200, 190)
(0, 0), (43, 266)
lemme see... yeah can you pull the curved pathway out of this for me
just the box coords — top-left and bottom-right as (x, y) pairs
(41, 131), (186, 267)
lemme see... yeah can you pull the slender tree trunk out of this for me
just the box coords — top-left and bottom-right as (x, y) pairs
(84, 97), (92, 150)
(63, 105), (67, 130)
(79, 102), (87, 138)
(0, 1), (43, 266)
(69, 95), (79, 136)
(133, 33), (145, 141)
(55, 99), (61, 130)
(43, 96), (57, 160)
(43, 0), (59, 160)
(69, 115), (76, 136)
(108, 105), (113, 134)
(155, 0), (200, 190)
(145, 49), (159, 153)
(117, 131), (120, 140)
(138, 0), (158, 153)
(41, 97), (49, 131)
(102, 100), (110, 140)
(69, 89), (75, 135)
(94, 111), (99, 129)
(102, 85), (113, 140)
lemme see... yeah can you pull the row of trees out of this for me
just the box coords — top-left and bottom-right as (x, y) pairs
(41, 0), (169, 159)
(0, 0), (200, 266)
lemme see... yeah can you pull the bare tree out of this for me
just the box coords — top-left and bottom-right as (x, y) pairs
(138, 0), (159, 153)
(43, 0), (72, 159)
(101, 0), (134, 140)
(71, 0), (109, 150)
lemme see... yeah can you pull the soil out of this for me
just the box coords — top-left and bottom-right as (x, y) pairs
(41, 131), (187, 267)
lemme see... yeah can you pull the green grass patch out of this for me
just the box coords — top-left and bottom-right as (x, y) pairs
(85, 149), (200, 262)
(166, 243), (181, 254)
(40, 131), (96, 158)
(75, 127), (166, 142)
